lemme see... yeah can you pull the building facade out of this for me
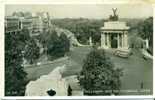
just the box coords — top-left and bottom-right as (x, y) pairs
(100, 21), (130, 50)
(5, 16), (21, 33)
(19, 17), (33, 30)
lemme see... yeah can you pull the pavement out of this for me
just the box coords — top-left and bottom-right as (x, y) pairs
(25, 65), (68, 96)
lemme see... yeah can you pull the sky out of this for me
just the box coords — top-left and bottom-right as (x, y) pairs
(5, 4), (153, 19)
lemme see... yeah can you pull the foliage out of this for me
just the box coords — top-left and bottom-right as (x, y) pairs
(19, 29), (40, 64)
(59, 33), (70, 52)
(5, 29), (40, 95)
(138, 17), (153, 46)
(24, 38), (40, 64)
(47, 31), (62, 59)
(52, 18), (104, 44)
(129, 35), (144, 49)
(79, 49), (123, 95)
(41, 29), (70, 60)
(5, 31), (28, 96)
(12, 11), (32, 18)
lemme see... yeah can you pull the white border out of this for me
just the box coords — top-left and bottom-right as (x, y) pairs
(0, 1), (155, 99)
(1, 96), (154, 99)
(2, 0), (152, 4)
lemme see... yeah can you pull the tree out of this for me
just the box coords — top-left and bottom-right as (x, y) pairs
(42, 29), (70, 60)
(19, 29), (31, 43)
(12, 11), (32, 18)
(79, 49), (123, 95)
(138, 17), (153, 53)
(5, 31), (27, 96)
(24, 38), (40, 64)
(59, 33), (70, 53)
(24, 12), (32, 18)
(52, 18), (105, 44)
(12, 12), (25, 17)
(138, 17), (153, 46)
(16, 29), (40, 64)
(47, 31), (64, 60)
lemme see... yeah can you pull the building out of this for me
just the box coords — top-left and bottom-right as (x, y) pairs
(99, 9), (130, 57)
(31, 16), (43, 33)
(5, 16), (21, 33)
(37, 12), (51, 32)
(100, 21), (130, 50)
(19, 17), (33, 30)
(5, 16), (34, 35)
(100, 8), (130, 51)
(31, 12), (51, 34)
(5, 12), (51, 35)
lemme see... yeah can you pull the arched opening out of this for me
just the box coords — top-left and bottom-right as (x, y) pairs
(111, 34), (118, 48)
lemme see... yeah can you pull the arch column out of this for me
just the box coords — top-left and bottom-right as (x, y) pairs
(124, 31), (128, 49)
(122, 33), (124, 48)
(107, 33), (110, 48)
(117, 33), (120, 48)
(101, 32), (105, 48)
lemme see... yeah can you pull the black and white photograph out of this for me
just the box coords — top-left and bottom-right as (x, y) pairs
(5, 4), (153, 96)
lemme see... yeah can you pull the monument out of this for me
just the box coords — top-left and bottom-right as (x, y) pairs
(100, 8), (130, 51)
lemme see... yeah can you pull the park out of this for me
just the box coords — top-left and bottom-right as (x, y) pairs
(5, 5), (153, 96)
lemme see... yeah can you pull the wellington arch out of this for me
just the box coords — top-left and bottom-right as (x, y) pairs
(100, 21), (130, 50)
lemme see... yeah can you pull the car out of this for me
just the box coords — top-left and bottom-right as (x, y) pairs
(113, 49), (131, 58)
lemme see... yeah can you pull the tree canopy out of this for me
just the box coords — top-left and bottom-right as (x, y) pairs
(137, 17), (153, 53)
(52, 18), (105, 44)
(5, 31), (28, 96)
(137, 17), (153, 46)
(79, 49), (123, 95)
(24, 38), (40, 64)
(5, 29), (41, 95)
(39, 29), (70, 60)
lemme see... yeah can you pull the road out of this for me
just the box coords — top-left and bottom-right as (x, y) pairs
(25, 47), (152, 95)
(24, 46), (92, 80)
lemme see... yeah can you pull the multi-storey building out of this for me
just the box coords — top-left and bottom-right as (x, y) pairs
(19, 17), (33, 30)
(5, 16), (21, 33)
(31, 16), (42, 33)
(37, 12), (51, 31)
(5, 12), (51, 34)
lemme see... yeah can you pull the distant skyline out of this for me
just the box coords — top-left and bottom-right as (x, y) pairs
(5, 4), (153, 19)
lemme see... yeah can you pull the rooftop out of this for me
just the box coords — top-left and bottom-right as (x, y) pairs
(101, 21), (130, 30)
(5, 16), (19, 20)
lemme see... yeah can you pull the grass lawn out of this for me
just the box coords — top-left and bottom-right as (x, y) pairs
(106, 49), (153, 95)
(25, 46), (152, 95)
